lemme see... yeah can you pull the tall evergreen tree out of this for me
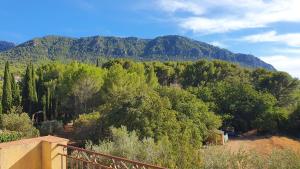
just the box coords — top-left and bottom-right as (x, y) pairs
(96, 58), (100, 67)
(22, 63), (38, 116)
(11, 73), (21, 106)
(146, 65), (159, 88)
(22, 65), (31, 114)
(37, 69), (45, 111)
(1, 61), (12, 114)
(31, 64), (38, 105)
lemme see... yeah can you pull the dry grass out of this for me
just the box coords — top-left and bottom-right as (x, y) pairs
(226, 135), (300, 155)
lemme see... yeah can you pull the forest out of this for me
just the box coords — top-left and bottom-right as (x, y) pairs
(0, 59), (300, 168)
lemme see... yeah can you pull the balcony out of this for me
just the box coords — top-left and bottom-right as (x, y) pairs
(0, 136), (167, 169)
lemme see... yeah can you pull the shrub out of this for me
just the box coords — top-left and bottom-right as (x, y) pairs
(39, 120), (63, 136)
(202, 147), (300, 169)
(74, 111), (101, 141)
(0, 130), (22, 143)
(1, 112), (39, 138)
(86, 126), (175, 168)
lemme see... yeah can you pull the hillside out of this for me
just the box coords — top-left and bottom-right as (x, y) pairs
(0, 35), (275, 70)
(0, 41), (15, 52)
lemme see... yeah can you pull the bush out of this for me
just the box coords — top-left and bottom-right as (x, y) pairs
(85, 127), (175, 167)
(0, 130), (23, 143)
(39, 120), (63, 136)
(74, 112), (101, 141)
(202, 147), (300, 169)
(1, 112), (39, 138)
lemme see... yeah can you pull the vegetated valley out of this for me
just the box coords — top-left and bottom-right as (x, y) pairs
(0, 35), (300, 169)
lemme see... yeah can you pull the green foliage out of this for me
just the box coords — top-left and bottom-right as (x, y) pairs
(190, 81), (278, 132)
(253, 107), (289, 133)
(158, 86), (221, 143)
(1, 108), (39, 138)
(202, 147), (300, 169)
(86, 126), (202, 169)
(21, 63), (38, 116)
(145, 65), (159, 88)
(11, 73), (21, 106)
(181, 60), (249, 87)
(38, 120), (63, 136)
(1, 61), (12, 113)
(2, 56), (300, 168)
(287, 105), (300, 135)
(74, 112), (101, 141)
(0, 130), (22, 143)
(257, 71), (299, 106)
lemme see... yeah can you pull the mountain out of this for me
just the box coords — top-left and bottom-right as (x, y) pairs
(0, 35), (275, 70)
(0, 41), (15, 52)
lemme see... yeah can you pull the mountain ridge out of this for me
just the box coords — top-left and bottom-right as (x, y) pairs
(0, 35), (275, 70)
(0, 41), (16, 52)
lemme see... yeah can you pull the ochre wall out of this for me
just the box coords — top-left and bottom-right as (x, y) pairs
(0, 136), (68, 169)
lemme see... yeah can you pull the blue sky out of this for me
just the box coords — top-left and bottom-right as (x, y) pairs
(1, 0), (300, 78)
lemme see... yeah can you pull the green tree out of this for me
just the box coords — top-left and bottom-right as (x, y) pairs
(191, 81), (277, 132)
(146, 65), (159, 88)
(11, 73), (21, 106)
(258, 72), (299, 106)
(1, 61), (12, 114)
(22, 64), (38, 116)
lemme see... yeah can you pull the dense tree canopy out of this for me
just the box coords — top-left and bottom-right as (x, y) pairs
(1, 58), (299, 168)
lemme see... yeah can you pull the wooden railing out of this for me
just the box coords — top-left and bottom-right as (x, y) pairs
(58, 144), (168, 169)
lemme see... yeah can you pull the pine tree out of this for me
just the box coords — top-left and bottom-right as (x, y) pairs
(1, 61), (12, 114)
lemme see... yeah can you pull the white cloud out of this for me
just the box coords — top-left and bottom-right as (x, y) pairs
(242, 31), (300, 47)
(274, 48), (300, 55)
(157, 0), (205, 15)
(210, 41), (227, 48)
(156, 0), (300, 33)
(260, 55), (300, 78)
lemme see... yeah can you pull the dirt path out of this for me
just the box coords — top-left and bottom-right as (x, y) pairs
(226, 136), (300, 155)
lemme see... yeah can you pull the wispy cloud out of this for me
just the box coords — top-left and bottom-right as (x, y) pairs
(157, 0), (205, 15)
(273, 48), (300, 55)
(260, 55), (300, 78)
(242, 31), (300, 47)
(210, 41), (227, 48)
(156, 0), (300, 34)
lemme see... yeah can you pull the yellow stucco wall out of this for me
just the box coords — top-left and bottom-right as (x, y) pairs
(0, 136), (68, 169)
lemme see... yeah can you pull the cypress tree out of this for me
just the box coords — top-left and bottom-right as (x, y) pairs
(31, 64), (38, 105)
(37, 69), (45, 111)
(1, 61), (12, 113)
(96, 58), (99, 67)
(41, 95), (47, 121)
(22, 65), (32, 114)
(11, 73), (21, 106)
(22, 63), (38, 116)
(46, 86), (51, 119)
(146, 65), (159, 88)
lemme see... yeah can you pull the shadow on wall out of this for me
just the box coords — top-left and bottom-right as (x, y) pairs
(9, 142), (42, 169)
(0, 136), (68, 169)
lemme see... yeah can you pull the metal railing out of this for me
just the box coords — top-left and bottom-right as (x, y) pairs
(58, 144), (168, 169)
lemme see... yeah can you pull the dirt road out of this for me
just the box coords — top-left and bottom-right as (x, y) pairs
(226, 136), (300, 155)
